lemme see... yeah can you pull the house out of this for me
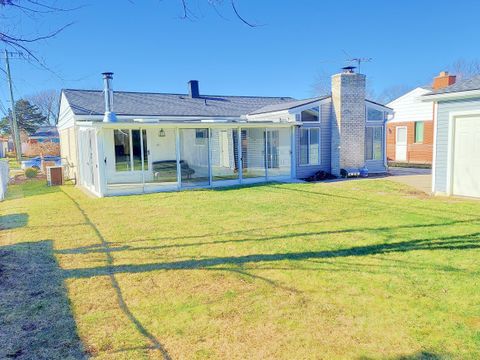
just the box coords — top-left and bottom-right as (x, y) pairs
(24, 126), (60, 157)
(58, 68), (391, 197)
(386, 72), (456, 165)
(422, 74), (480, 198)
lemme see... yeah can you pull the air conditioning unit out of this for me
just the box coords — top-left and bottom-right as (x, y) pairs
(46, 166), (64, 186)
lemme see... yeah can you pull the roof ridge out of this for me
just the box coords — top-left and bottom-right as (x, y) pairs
(62, 88), (293, 100)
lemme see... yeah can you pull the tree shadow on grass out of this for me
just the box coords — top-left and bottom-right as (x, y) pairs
(0, 213), (28, 230)
(359, 350), (447, 359)
(63, 232), (480, 279)
(0, 240), (86, 359)
(60, 189), (172, 360)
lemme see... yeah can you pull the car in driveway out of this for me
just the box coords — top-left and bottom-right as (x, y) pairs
(21, 156), (61, 170)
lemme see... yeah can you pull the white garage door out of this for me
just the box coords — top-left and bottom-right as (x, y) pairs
(453, 116), (480, 197)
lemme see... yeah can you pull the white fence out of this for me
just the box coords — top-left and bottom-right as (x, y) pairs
(0, 160), (9, 201)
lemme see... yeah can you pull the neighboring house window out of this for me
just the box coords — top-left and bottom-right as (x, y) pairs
(365, 126), (383, 161)
(415, 121), (424, 143)
(114, 129), (147, 171)
(367, 107), (384, 121)
(299, 128), (320, 165)
(195, 129), (208, 145)
(301, 107), (320, 122)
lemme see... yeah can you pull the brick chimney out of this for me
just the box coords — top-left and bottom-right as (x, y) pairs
(330, 68), (366, 176)
(432, 71), (456, 90)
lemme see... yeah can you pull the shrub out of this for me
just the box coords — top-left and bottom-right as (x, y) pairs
(6, 151), (16, 158)
(24, 167), (38, 179)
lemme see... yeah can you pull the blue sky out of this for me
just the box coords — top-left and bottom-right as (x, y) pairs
(1, 0), (479, 111)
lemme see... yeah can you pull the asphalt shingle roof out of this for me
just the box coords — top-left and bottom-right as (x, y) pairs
(426, 75), (480, 95)
(249, 96), (330, 115)
(63, 89), (294, 117)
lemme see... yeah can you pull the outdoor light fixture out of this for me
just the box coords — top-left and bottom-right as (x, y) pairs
(158, 129), (165, 137)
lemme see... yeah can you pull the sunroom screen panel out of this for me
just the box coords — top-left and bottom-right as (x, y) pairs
(180, 128), (210, 186)
(211, 128), (239, 182)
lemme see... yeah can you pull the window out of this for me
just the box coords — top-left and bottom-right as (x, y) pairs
(367, 108), (384, 121)
(299, 128), (320, 165)
(195, 129), (208, 145)
(114, 129), (148, 172)
(415, 121), (424, 143)
(301, 107), (320, 122)
(365, 126), (383, 161)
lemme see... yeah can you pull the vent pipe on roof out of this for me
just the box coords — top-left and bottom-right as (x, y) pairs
(188, 80), (200, 98)
(102, 72), (117, 122)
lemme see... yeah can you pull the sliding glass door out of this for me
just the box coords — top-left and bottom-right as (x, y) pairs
(266, 128), (291, 178)
(241, 128), (266, 180)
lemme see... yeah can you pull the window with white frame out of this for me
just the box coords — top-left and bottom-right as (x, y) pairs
(195, 129), (208, 145)
(365, 126), (383, 161)
(300, 106), (320, 122)
(299, 128), (320, 165)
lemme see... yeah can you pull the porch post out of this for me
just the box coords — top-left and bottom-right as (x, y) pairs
(175, 128), (181, 189)
(208, 128), (213, 186)
(264, 128), (269, 180)
(237, 127), (243, 184)
(140, 128), (145, 193)
(291, 126), (297, 179)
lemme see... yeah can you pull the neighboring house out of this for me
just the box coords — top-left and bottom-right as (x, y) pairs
(386, 72), (456, 165)
(422, 74), (480, 198)
(24, 126), (60, 157)
(58, 69), (391, 197)
(29, 126), (60, 144)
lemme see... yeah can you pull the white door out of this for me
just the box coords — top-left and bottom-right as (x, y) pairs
(395, 126), (407, 161)
(452, 116), (480, 197)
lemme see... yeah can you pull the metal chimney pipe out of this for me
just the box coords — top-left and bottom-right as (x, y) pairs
(102, 72), (117, 122)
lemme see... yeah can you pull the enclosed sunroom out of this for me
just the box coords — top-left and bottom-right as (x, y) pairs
(77, 121), (296, 197)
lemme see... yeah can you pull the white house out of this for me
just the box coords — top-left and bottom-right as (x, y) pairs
(58, 69), (391, 197)
(422, 75), (480, 198)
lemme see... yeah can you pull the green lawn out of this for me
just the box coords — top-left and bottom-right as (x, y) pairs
(1, 179), (480, 359)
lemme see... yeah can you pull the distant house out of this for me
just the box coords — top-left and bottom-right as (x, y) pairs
(24, 126), (60, 157)
(422, 74), (480, 198)
(386, 72), (456, 165)
(58, 69), (391, 197)
(29, 126), (59, 144)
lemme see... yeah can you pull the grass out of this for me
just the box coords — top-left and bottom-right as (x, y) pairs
(1, 179), (480, 359)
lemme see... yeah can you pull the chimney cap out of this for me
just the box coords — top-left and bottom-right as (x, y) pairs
(438, 71), (449, 77)
(341, 66), (356, 74)
(102, 72), (114, 78)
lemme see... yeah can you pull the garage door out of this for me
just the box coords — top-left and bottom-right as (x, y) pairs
(453, 116), (480, 197)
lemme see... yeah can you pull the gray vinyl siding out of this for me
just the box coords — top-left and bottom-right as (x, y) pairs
(295, 102), (332, 178)
(434, 97), (480, 193)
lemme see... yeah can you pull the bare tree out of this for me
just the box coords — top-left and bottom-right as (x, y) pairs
(375, 84), (415, 104)
(446, 58), (480, 81)
(26, 90), (59, 125)
(178, 0), (259, 26)
(0, 1), (78, 64)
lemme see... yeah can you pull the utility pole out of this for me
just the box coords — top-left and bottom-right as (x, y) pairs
(4, 49), (22, 162)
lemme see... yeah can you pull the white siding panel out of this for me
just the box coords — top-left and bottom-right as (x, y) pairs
(434, 98), (480, 193)
(387, 87), (433, 123)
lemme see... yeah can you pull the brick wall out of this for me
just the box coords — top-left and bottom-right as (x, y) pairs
(331, 72), (366, 176)
(386, 120), (433, 164)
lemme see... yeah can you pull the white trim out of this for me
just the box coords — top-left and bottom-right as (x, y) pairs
(421, 89), (480, 102)
(431, 102), (438, 193)
(445, 109), (480, 196)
